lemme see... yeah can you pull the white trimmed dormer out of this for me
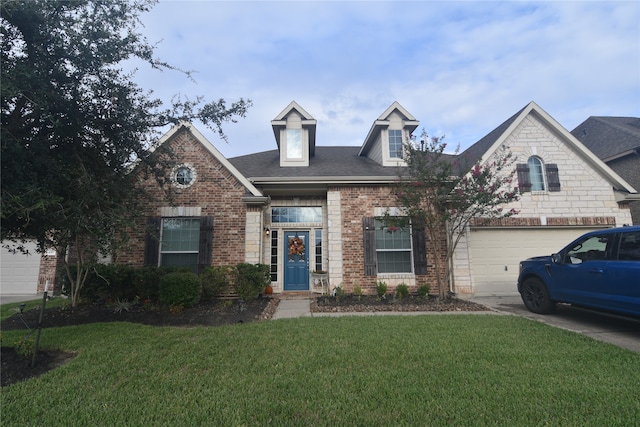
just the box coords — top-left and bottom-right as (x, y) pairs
(358, 101), (419, 167)
(271, 101), (317, 167)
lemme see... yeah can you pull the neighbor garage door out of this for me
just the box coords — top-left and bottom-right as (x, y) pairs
(1, 241), (40, 295)
(469, 227), (603, 296)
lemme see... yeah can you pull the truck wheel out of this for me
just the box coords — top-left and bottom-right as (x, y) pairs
(520, 277), (556, 314)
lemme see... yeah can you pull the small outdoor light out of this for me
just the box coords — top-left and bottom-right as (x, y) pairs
(264, 227), (270, 236)
(19, 303), (26, 314)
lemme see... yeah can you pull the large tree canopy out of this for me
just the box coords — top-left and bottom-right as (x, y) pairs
(1, 0), (250, 305)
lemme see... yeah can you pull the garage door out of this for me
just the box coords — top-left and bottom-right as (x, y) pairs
(469, 228), (603, 296)
(1, 241), (41, 295)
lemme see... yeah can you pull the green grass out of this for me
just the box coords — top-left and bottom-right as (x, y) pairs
(2, 315), (639, 426)
(1, 296), (69, 321)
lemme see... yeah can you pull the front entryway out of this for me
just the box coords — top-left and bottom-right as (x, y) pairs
(284, 231), (309, 291)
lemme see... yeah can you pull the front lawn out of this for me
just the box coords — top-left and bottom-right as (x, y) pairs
(2, 315), (639, 426)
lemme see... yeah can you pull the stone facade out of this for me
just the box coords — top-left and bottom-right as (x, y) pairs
(452, 112), (633, 294)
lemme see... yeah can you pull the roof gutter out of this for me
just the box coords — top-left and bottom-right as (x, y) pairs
(614, 190), (640, 203)
(248, 176), (405, 185)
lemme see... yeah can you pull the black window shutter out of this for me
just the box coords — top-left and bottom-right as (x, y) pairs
(197, 216), (214, 274)
(516, 164), (531, 192)
(412, 228), (428, 275)
(143, 216), (161, 267)
(545, 164), (561, 192)
(363, 217), (377, 276)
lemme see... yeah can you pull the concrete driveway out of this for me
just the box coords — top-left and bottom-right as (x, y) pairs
(468, 295), (640, 353)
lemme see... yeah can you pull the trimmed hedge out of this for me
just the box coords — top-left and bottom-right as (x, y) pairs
(159, 271), (201, 308)
(234, 263), (270, 301)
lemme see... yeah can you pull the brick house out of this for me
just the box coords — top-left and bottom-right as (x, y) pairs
(13, 101), (637, 297)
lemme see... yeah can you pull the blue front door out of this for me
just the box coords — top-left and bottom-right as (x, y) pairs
(284, 231), (309, 291)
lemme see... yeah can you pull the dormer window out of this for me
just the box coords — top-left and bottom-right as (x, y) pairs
(358, 102), (419, 167)
(389, 129), (403, 159)
(271, 101), (317, 167)
(286, 129), (303, 159)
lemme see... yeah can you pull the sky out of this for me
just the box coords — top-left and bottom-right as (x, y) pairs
(131, 0), (640, 158)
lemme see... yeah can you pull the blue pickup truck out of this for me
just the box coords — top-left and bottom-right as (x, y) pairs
(518, 226), (640, 317)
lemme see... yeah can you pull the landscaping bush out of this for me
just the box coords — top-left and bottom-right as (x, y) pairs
(234, 263), (270, 301)
(159, 271), (201, 308)
(201, 265), (233, 302)
(376, 280), (388, 299)
(353, 285), (363, 300)
(395, 283), (409, 299)
(134, 266), (191, 302)
(62, 264), (136, 302)
(417, 284), (430, 299)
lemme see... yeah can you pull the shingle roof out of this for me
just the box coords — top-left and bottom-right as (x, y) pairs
(229, 146), (405, 179)
(457, 106), (526, 167)
(571, 116), (640, 161)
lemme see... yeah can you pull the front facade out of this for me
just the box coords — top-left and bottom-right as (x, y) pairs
(117, 101), (437, 296)
(19, 101), (638, 297)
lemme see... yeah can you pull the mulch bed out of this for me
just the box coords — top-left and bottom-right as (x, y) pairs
(312, 294), (491, 313)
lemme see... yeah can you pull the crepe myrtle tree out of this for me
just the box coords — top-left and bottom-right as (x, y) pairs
(383, 130), (519, 299)
(1, 0), (251, 306)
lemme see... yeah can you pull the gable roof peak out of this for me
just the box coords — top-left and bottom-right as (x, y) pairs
(377, 101), (417, 121)
(273, 100), (316, 121)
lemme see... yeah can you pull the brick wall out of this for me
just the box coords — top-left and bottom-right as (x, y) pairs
(117, 127), (249, 268)
(332, 185), (446, 296)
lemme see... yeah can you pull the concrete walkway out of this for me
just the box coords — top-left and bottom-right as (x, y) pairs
(271, 298), (312, 319)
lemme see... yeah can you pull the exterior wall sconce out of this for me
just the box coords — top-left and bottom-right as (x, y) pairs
(264, 227), (270, 236)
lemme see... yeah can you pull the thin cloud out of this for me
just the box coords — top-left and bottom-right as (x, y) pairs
(130, 0), (640, 158)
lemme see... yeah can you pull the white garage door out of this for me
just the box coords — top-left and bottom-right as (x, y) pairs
(469, 228), (603, 296)
(1, 241), (41, 295)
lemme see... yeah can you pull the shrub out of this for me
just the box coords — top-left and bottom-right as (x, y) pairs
(134, 266), (190, 302)
(201, 266), (233, 302)
(353, 285), (363, 300)
(234, 263), (270, 301)
(14, 337), (34, 357)
(417, 284), (430, 299)
(376, 281), (388, 299)
(62, 264), (137, 302)
(159, 272), (201, 308)
(395, 283), (409, 299)
(334, 283), (345, 301)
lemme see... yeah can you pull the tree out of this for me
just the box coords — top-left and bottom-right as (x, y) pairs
(1, 0), (251, 306)
(385, 130), (519, 299)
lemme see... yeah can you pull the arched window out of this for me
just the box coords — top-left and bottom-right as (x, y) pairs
(527, 156), (545, 191)
(516, 158), (561, 193)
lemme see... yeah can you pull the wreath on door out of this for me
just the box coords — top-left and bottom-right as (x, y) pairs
(288, 236), (305, 259)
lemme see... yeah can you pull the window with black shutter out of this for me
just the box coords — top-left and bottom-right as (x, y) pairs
(197, 216), (214, 274)
(516, 163), (531, 192)
(144, 216), (161, 267)
(545, 164), (561, 192)
(363, 217), (377, 276)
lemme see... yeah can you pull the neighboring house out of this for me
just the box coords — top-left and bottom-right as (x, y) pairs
(571, 116), (640, 225)
(20, 101), (638, 297)
(453, 103), (636, 296)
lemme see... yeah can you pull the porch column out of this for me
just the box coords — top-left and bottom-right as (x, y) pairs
(327, 190), (343, 289)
